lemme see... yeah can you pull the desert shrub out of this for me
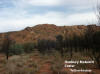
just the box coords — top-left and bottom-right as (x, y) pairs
(9, 42), (35, 55)
(51, 62), (64, 74)
(9, 44), (24, 55)
(23, 42), (35, 53)
(0, 58), (7, 66)
(0, 46), (2, 52)
(51, 50), (62, 61)
(37, 39), (56, 53)
(28, 61), (40, 74)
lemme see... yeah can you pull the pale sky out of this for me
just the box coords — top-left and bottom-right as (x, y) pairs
(0, 0), (99, 32)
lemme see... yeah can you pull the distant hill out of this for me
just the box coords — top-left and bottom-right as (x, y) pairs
(0, 24), (100, 46)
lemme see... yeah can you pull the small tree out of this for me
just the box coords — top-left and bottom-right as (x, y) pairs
(56, 35), (64, 56)
(2, 33), (11, 60)
(92, 31), (100, 68)
(23, 42), (34, 53)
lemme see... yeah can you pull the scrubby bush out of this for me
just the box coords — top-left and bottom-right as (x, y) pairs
(8, 42), (35, 55)
(51, 62), (64, 74)
(9, 44), (24, 55)
(23, 42), (35, 53)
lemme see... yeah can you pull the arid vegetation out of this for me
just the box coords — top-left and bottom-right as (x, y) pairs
(0, 24), (100, 74)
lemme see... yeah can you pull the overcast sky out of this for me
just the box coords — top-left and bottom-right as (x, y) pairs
(0, 0), (99, 32)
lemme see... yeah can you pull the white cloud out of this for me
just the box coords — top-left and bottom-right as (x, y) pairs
(0, 12), (97, 32)
(65, 12), (97, 25)
(7, 0), (97, 8)
(27, 0), (61, 6)
(24, 0), (97, 7)
(0, 0), (98, 32)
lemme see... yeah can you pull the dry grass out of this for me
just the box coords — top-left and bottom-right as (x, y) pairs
(0, 50), (100, 74)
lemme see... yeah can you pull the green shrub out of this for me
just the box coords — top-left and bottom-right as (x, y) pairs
(8, 42), (35, 55)
(9, 44), (24, 55)
(23, 42), (34, 53)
